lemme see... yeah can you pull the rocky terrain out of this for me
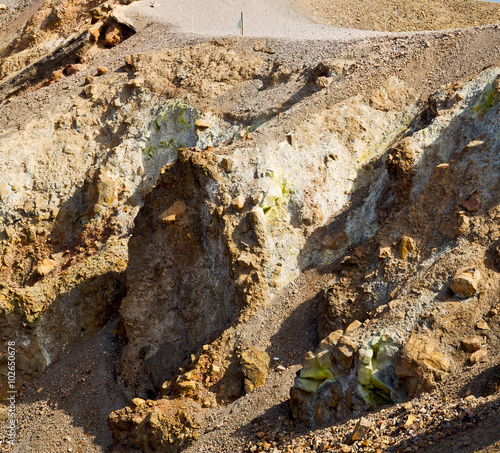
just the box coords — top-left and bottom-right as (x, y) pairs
(0, 0), (500, 452)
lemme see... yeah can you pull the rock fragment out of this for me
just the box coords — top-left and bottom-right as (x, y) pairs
(159, 200), (187, 224)
(461, 336), (481, 353)
(450, 268), (480, 299)
(37, 258), (57, 277)
(347, 417), (372, 444)
(239, 347), (270, 393)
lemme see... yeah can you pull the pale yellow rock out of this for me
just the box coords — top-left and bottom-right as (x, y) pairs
(470, 349), (488, 365)
(4, 226), (15, 238)
(476, 320), (490, 330)
(131, 398), (145, 407)
(0, 182), (9, 200)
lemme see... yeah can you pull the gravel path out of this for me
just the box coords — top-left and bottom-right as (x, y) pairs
(119, 0), (383, 40)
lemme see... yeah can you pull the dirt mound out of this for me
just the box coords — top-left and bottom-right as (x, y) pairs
(303, 0), (500, 32)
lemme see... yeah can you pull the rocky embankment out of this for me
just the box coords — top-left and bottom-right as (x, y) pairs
(0, 0), (499, 452)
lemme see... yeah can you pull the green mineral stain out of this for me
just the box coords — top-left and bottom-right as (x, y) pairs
(472, 85), (498, 118)
(357, 334), (397, 405)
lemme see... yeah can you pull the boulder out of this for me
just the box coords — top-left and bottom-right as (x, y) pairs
(395, 333), (451, 397)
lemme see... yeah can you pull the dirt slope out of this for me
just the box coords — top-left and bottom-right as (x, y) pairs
(301, 0), (500, 32)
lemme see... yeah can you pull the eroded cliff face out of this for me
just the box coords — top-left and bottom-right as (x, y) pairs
(2, 5), (500, 449)
(291, 67), (500, 427)
(109, 66), (500, 451)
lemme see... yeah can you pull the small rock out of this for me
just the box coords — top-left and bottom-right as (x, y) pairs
(319, 330), (343, 351)
(103, 22), (122, 47)
(231, 195), (245, 210)
(0, 4), (8, 10)
(345, 320), (362, 334)
(276, 365), (286, 372)
(239, 348), (270, 393)
(476, 321), (490, 330)
(221, 157), (234, 173)
(65, 63), (88, 76)
(378, 246), (392, 260)
(450, 268), (480, 299)
(159, 200), (187, 224)
(400, 236), (415, 259)
(5, 225), (16, 238)
(405, 413), (416, 427)
(316, 76), (332, 89)
(460, 193), (481, 212)
(37, 258), (57, 277)
(195, 119), (211, 129)
(470, 349), (488, 365)
(130, 77), (144, 88)
(287, 132), (297, 146)
(347, 417), (372, 444)
(461, 336), (481, 353)
(97, 66), (108, 75)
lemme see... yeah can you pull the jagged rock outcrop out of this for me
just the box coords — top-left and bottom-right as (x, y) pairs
(291, 67), (500, 427)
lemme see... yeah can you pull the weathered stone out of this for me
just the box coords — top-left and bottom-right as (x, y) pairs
(470, 349), (488, 365)
(460, 193), (481, 212)
(332, 336), (356, 368)
(323, 231), (349, 251)
(317, 76), (332, 89)
(378, 246), (392, 260)
(400, 236), (415, 260)
(345, 320), (362, 335)
(97, 66), (108, 75)
(439, 211), (470, 238)
(104, 22), (122, 47)
(159, 200), (187, 224)
(319, 330), (343, 351)
(461, 336), (481, 353)
(476, 320), (490, 330)
(231, 195), (245, 210)
(37, 258), (57, 277)
(395, 333), (451, 397)
(239, 348), (270, 393)
(347, 417), (372, 444)
(450, 268), (480, 299)
(195, 119), (211, 129)
(0, 4), (8, 10)
(221, 157), (234, 172)
(131, 398), (145, 407)
(65, 63), (87, 76)
(261, 183), (282, 210)
(385, 138), (419, 202)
